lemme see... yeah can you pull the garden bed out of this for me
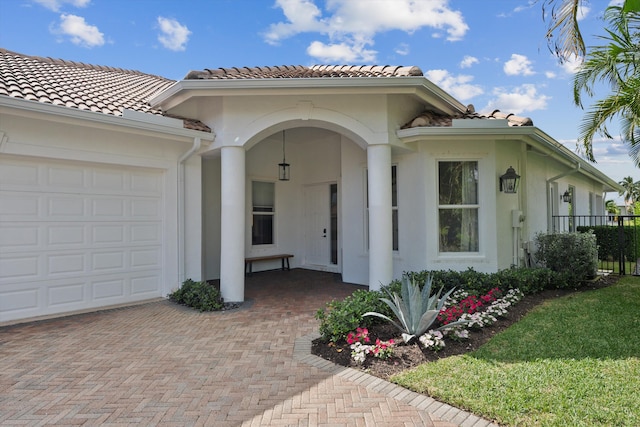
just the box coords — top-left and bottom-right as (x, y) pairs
(311, 275), (618, 380)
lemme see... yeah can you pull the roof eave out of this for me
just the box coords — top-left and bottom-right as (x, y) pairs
(0, 96), (215, 141)
(150, 76), (467, 116)
(397, 125), (622, 192)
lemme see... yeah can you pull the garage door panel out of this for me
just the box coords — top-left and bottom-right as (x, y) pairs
(48, 166), (85, 188)
(49, 282), (85, 306)
(92, 224), (125, 244)
(0, 193), (39, 217)
(131, 172), (162, 194)
(0, 225), (39, 248)
(0, 255), (40, 280)
(49, 224), (86, 246)
(131, 248), (161, 268)
(0, 287), (39, 313)
(131, 223), (161, 243)
(91, 251), (125, 271)
(48, 252), (85, 275)
(0, 162), (39, 187)
(131, 275), (162, 295)
(0, 156), (165, 323)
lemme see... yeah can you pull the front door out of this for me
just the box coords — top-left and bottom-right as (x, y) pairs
(303, 183), (339, 272)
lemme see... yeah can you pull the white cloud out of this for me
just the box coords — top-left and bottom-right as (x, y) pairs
(53, 13), (104, 47)
(504, 53), (535, 76)
(560, 54), (584, 74)
(425, 69), (484, 102)
(265, 0), (468, 62)
(545, 70), (557, 79)
(484, 84), (550, 114)
(395, 43), (410, 56)
(576, 4), (590, 21)
(460, 55), (478, 68)
(157, 17), (191, 51)
(307, 40), (376, 62)
(33, 0), (90, 12)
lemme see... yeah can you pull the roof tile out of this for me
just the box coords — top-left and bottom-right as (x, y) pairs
(0, 48), (211, 133)
(184, 64), (423, 80)
(403, 107), (533, 129)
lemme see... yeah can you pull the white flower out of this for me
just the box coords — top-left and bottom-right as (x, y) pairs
(419, 330), (446, 351)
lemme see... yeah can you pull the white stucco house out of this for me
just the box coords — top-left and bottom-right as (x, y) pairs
(0, 49), (621, 323)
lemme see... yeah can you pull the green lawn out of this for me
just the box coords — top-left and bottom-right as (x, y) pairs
(597, 260), (637, 274)
(392, 277), (640, 427)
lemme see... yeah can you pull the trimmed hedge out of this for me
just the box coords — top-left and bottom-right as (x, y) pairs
(577, 225), (640, 261)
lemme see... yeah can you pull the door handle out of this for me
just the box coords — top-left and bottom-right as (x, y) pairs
(322, 228), (327, 238)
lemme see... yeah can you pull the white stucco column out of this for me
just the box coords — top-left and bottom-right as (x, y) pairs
(367, 143), (393, 291)
(220, 145), (245, 302)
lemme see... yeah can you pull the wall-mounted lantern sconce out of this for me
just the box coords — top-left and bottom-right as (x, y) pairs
(562, 190), (572, 203)
(278, 130), (290, 181)
(499, 166), (520, 194)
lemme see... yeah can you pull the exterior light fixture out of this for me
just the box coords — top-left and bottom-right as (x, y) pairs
(278, 130), (290, 181)
(499, 166), (520, 194)
(562, 190), (572, 203)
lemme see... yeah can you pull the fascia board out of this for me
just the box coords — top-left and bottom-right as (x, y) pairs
(526, 127), (622, 192)
(398, 125), (622, 191)
(151, 77), (467, 115)
(0, 96), (215, 142)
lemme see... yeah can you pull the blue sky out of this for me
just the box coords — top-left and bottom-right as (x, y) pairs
(0, 0), (637, 196)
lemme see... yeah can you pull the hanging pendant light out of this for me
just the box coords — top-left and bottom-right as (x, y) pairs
(278, 130), (290, 181)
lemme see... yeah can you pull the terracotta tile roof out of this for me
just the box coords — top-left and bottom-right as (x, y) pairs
(403, 106), (533, 129)
(184, 64), (424, 80)
(0, 48), (211, 133)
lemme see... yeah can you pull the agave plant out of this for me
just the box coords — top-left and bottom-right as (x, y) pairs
(363, 274), (468, 344)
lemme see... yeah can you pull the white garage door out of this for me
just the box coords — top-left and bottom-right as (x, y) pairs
(0, 156), (165, 323)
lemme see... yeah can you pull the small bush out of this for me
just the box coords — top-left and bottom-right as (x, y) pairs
(535, 231), (598, 288)
(491, 266), (556, 294)
(315, 289), (392, 343)
(168, 279), (223, 312)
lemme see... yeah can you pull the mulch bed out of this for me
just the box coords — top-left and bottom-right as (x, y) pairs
(311, 275), (619, 380)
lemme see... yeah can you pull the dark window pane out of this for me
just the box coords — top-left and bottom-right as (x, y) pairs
(392, 209), (399, 251)
(439, 161), (478, 205)
(438, 208), (478, 252)
(252, 215), (273, 245)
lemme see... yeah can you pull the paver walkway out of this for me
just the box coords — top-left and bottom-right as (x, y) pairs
(1, 270), (497, 426)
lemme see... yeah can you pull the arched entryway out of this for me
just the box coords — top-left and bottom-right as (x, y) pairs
(202, 116), (394, 303)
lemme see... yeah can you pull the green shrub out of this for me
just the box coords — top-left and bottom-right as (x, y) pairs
(315, 289), (392, 343)
(534, 231), (598, 288)
(577, 224), (640, 261)
(491, 266), (556, 294)
(168, 279), (224, 311)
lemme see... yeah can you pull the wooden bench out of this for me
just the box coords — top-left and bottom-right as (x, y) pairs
(245, 254), (293, 275)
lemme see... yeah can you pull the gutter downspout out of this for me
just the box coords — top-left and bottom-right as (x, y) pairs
(178, 137), (202, 286)
(546, 162), (581, 232)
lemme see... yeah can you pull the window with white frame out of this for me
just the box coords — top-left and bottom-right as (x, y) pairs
(252, 181), (275, 245)
(438, 161), (479, 253)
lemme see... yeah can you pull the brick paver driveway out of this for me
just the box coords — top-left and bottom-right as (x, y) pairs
(1, 270), (495, 426)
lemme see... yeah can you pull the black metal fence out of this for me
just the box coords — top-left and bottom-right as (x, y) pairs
(552, 215), (640, 275)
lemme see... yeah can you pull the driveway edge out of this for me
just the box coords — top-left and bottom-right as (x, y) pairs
(294, 333), (500, 427)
